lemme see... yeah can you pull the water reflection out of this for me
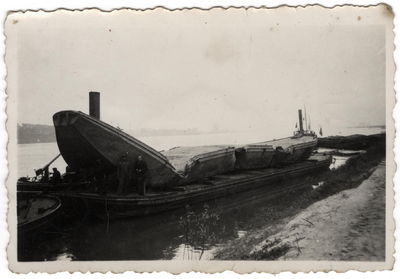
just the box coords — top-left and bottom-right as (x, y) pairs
(18, 178), (310, 261)
(56, 251), (74, 261)
(331, 156), (351, 170)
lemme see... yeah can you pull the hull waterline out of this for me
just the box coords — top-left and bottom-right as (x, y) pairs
(63, 154), (332, 219)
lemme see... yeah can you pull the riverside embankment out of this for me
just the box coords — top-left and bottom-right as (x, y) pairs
(213, 140), (386, 260)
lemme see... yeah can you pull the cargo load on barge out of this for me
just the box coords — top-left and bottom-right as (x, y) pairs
(253, 109), (317, 167)
(233, 144), (275, 170)
(161, 145), (236, 185)
(256, 133), (317, 167)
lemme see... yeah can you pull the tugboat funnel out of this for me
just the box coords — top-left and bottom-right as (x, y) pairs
(298, 109), (304, 132)
(89, 91), (100, 119)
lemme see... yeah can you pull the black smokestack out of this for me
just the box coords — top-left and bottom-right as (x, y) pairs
(89, 91), (100, 119)
(298, 109), (304, 132)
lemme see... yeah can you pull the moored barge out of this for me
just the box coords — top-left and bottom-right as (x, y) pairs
(60, 154), (332, 219)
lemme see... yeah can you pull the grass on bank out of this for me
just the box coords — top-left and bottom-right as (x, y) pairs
(213, 140), (386, 260)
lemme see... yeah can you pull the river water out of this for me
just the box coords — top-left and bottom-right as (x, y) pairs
(18, 177), (309, 261)
(17, 127), (384, 178)
(17, 128), (383, 261)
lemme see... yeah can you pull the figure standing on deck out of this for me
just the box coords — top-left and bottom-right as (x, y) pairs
(94, 158), (107, 195)
(52, 167), (61, 184)
(135, 155), (148, 196)
(40, 167), (50, 182)
(117, 155), (131, 196)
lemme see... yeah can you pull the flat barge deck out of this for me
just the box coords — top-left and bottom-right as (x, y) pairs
(56, 154), (332, 219)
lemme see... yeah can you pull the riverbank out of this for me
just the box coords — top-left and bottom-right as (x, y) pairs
(251, 161), (385, 261)
(213, 141), (386, 260)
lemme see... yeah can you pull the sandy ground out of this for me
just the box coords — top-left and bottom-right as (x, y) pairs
(250, 161), (386, 261)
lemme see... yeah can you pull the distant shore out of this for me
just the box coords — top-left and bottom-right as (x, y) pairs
(16, 123), (235, 144)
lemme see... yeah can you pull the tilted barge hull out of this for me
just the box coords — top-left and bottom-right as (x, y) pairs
(64, 154), (332, 219)
(234, 144), (274, 170)
(256, 135), (318, 167)
(53, 111), (184, 187)
(162, 146), (236, 185)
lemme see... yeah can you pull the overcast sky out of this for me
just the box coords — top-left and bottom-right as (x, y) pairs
(15, 7), (387, 132)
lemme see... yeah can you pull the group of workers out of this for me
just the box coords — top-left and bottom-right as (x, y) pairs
(117, 155), (148, 196)
(93, 154), (148, 196)
(39, 166), (61, 183)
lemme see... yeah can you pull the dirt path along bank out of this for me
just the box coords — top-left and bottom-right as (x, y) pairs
(250, 161), (386, 261)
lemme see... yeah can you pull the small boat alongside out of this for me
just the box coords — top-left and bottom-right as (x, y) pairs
(17, 193), (62, 238)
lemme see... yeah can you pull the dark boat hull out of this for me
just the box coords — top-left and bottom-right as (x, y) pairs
(17, 193), (62, 238)
(65, 154), (332, 219)
(53, 111), (183, 187)
(17, 181), (89, 192)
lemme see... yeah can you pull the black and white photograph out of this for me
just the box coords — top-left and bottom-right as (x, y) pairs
(4, 3), (395, 274)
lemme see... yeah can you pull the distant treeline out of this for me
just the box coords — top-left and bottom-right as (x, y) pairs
(352, 125), (386, 129)
(317, 133), (385, 150)
(128, 128), (200, 137)
(18, 123), (56, 144)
